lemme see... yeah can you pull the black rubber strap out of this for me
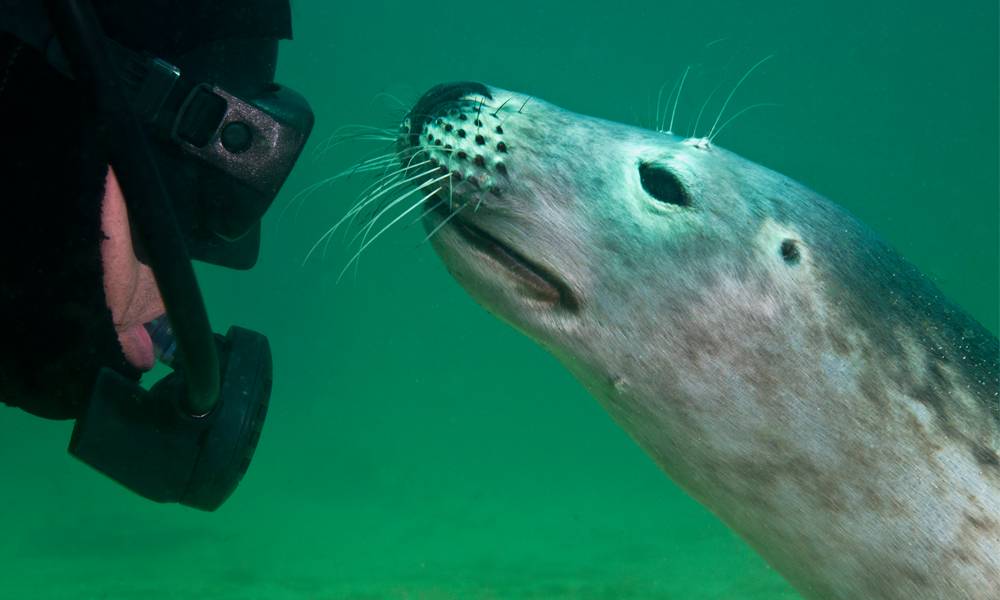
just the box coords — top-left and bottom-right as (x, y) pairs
(43, 0), (219, 416)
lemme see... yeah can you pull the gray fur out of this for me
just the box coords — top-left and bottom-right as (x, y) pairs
(402, 84), (999, 599)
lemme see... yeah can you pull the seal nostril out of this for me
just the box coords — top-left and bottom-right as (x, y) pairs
(780, 239), (801, 265)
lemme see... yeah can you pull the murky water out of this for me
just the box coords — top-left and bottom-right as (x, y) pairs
(2, 1), (996, 598)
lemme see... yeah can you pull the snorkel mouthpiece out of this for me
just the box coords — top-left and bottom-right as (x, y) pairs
(144, 316), (177, 366)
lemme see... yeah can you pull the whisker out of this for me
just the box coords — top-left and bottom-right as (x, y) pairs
(347, 171), (406, 225)
(490, 97), (513, 118)
(629, 104), (643, 128)
(276, 153), (395, 230)
(668, 66), (690, 135)
(474, 187), (490, 211)
(404, 197), (448, 230)
(346, 172), (454, 250)
(403, 100), (502, 125)
(283, 152), (404, 227)
(354, 160), (435, 226)
(336, 184), (449, 282)
(355, 150), (455, 223)
(708, 103), (783, 143)
(499, 96), (530, 127)
(353, 179), (468, 264)
(417, 203), (468, 248)
(310, 124), (396, 159)
(358, 157), (432, 202)
(693, 77), (728, 139)
(708, 55), (773, 141)
(303, 171), (449, 267)
(655, 79), (670, 131)
(312, 134), (396, 163)
(299, 90), (513, 278)
(368, 91), (409, 110)
(277, 177), (340, 229)
(647, 93), (652, 131)
(346, 165), (435, 229)
(341, 149), (440, 223)
(448, 172), (455, 210)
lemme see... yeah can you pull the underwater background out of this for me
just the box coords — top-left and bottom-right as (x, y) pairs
(2, 0), (997, 598)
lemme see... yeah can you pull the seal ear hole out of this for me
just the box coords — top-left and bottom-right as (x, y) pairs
(639, 163), (690, 207)
(780, 239), (801, 265)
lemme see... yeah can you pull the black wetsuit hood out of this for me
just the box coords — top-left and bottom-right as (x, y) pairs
(0, 0), (292, 419)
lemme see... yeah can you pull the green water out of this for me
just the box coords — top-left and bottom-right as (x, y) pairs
(2, 1), (997, 598)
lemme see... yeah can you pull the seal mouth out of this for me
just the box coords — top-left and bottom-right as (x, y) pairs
(429, 201), (579, 312)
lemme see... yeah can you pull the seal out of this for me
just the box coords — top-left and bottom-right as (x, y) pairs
(391, 81), (999, 599)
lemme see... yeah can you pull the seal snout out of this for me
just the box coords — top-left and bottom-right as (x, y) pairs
(397, 83), (578, 313)
(396, 81), (519, 222)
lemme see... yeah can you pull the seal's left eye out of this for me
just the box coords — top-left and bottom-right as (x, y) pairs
(639, 163), (690, 207)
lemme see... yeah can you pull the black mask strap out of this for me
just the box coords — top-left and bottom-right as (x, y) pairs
(44, 0), (220, 416)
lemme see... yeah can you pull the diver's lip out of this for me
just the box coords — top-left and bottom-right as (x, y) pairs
(126, 321), (156, 372)
(431, 202), (579, 312)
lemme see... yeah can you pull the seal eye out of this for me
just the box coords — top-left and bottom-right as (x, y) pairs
(639, 163), (690, 207)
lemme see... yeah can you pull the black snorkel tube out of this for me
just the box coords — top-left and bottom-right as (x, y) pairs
(44, 0), (273, 511)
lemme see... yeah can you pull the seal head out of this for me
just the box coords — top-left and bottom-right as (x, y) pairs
(398, 82), (999, 599)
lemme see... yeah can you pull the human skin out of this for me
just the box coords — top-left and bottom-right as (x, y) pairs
(99, 166), (165, 371)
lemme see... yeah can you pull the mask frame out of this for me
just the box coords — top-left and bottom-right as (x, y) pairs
(1, 1), (315, 269)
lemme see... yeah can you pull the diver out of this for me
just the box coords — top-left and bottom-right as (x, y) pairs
(0, 0), (314, 510)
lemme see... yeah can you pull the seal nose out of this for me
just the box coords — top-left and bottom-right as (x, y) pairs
(407, 81), (492, 147)
(413, 81), (492, 118)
